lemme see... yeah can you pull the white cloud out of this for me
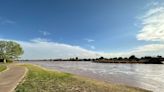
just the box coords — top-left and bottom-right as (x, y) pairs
(85, 38), (95, 42)
(1, 38), (164, 59)
(100, 44), (164, 58)
(39, 30), (51, 36)
(132, 2), (164, 58)
(0, 38), (100, 59)
(137, 4), (164, 41)
(143, 7), (164, 18)
(130, 44), (164, 56)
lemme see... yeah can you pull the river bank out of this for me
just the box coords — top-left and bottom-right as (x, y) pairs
(16, 64), (150, 92)
(24, 61), (164, 92)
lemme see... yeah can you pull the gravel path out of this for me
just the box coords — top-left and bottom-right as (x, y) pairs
(0, 64), (27, 92)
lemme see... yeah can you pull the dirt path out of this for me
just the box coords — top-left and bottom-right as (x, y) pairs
(0, 64), (27, 92)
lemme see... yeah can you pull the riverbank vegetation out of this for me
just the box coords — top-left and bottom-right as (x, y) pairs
(0, 64), (7, 72)
(94, 55), (164, 64)
(15, 64), (150, 92)
(21, 55), (164, 64)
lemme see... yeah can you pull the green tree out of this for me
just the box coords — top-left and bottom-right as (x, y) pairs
(129, 55), (137, 60)
(75, 57), (78, 60)
(99, 57), (104, 60)
(0, 41), (24, 63)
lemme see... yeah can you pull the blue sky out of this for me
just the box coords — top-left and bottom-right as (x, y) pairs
(0, 0), (164, 59)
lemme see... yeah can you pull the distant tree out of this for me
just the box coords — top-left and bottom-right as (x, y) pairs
(144, 56), (152, 59)
(141, 57), (144, 59)
(129, 55), (137, 60)
(145, 58), (162, 64)
(113, 57), (118, 60)
(0, 41), (24, 63)
(88, 58), (91, 61)
(109, 58), (113, 60)
(92, 59), (96, 61)
(99, 57), (104, 60)
(157, 55), (162, 58)
(118, 57), (123, 60)
(75, 57), (78, 60)
(69, 58), (75, 61)
(124, 57), (128, 60)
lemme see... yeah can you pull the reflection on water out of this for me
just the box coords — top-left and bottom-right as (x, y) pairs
(25, 61), (164, 92)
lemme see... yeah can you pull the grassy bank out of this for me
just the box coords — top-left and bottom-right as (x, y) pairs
(0, 64), (7, 72)
(15, 64), (151, 92)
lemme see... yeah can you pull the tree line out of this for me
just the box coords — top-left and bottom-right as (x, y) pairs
(23, 55), (164, 64)
(93, 55), (164, 64)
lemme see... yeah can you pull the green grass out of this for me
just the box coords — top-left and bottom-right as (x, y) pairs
(15, 64), (151, 92)
(0, 64), (7, 72)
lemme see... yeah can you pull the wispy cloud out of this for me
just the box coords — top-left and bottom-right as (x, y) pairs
(85, 38), (95, 42)
(0, 17), (16, 25)
(137, 2), (164, 42)
(103, 2), (164, 58)
(145, 1), (160, 8)
(130, 1), (164, 58)
(31, 38), (51, 42)
(39, 30), (51, 36)
(2, 20), (15, 24)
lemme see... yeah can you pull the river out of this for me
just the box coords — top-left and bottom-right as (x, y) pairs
(24, 61), (164, 92)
